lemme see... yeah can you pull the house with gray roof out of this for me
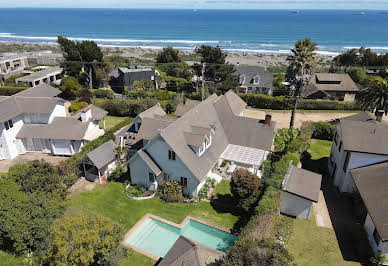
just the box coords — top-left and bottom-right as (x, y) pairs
(350, 162), (388, 258)
(235, 65), (274, 95)
(126, 90), (276, 196)
(302, 73), (360, 102)
(0, 84), (106, 160)
(109, 66), (157, 94)
(328, 111), (388, 193)
(15, 66), (63, 87)
(281, 165), (322, 220)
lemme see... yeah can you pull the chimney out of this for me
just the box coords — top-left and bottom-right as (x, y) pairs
(375, 110), (384, 122)
(264, 114), (272, 125)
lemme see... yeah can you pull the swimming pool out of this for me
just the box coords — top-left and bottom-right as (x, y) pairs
(125, 217), (237, 258)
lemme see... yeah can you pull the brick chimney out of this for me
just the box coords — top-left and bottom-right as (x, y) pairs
(264, 114), (272, 125)
(375, 110), (384, 122)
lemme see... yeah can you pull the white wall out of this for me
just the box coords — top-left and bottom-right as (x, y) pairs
(52, 139), (74, 156)
(280, 191), (313, 220)
(0, 115), (25, 159)
(48, 102), (67, 123)
(364, 213), (388, 256)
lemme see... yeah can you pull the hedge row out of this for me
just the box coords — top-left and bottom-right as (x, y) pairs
(0, 86), (29, 96)
(239, 93), (361, 111)
(91, 89), (114, 99)
(312, 122), (336, 141)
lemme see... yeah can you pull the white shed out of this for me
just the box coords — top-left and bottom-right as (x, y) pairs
(280, 166), (322, 220)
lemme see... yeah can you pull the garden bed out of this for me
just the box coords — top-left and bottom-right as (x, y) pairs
(126, 184), (155, 200)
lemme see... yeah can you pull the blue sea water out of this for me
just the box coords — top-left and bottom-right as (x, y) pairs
(0, 8), (388, 55)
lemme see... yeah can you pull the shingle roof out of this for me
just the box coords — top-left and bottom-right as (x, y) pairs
(351, 162), (388, 241)
(137, 149), (162, 176)
(15, 67), (62, 82)
(235, 66), (273, 88)
(283, 166), (322, 202)
(303, 73), (360, 98)
(175, 99), (201, 117)
(72, 104), (108, 121)
(86, 140), (116, 169)
(159, 236), (224, 266)
(184, 131), (206, 147)
(341, 112), (376, 123)
(136, 116), (176, 141)
(340, 120), (388, 155)
(16, 117), (90, 140)
(224, 90), (247, 116)
(0, 84), (63, 123)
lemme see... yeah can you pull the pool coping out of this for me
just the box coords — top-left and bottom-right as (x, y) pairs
(122, 213), (235, 261)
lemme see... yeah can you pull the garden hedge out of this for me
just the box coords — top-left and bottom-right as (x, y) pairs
(91, 89), (114, 99)
(312, 121), (336, 141)
(0, 86), (29, 96)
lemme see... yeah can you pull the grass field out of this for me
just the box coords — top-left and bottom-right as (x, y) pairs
(288, 216), (360, 266)
(302, 139), (332, 175)
(0, 251), (24, 266)
(68, 182), (239, 265)
(99, 115), (129, 130)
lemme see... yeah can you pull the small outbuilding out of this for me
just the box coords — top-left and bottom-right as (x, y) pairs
(83, 140), (117, 184)
(280, 166), (322, 220)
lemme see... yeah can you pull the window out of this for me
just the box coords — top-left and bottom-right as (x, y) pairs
(373, 228), (380, 245)
(239, 75), (245, 84)
(254, 76), (260, 85)
(334, 132), (338, 145)
(4, 119), (13, 130)
(168, 150), (176, 160)
(343, 152), (350, 172)
(338, 141), (342, 151)
(149, 173), (155, 183)
(180, 177), (188, 188)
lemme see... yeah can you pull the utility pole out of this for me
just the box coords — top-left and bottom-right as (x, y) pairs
(201, 62), (206, 101)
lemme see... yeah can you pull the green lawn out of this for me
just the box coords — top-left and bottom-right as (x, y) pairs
(213, 179), (231, 196)
(302, 139), (332, 175)
(99, 115), (129, 130)
(68, 182), (239, 265)
(0, 251), (24, 266)
(288, 216), (360, 266)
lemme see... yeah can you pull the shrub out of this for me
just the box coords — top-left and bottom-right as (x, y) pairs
(156, 90), (170, 100)
(231, 168), (261, 213)
(197, 178), (215, 199)
(0, 86), (28, 96)
(158, 181), (183, 202)
(94, 98), (158, 117)
(91, 89), (114, 99)
(108, 164), (126, 182)
(126, 184), (146, 197)
(59, 76), (81, 100)
(69, 101), (88, 112)
(312, 121), (336, 140)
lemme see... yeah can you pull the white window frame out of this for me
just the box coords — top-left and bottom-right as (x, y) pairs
(240, 75), (246, 84)
(253, 75), (260, 85)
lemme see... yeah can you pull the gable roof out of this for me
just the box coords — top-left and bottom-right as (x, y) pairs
(175, 99), (201, 117)
(339, 119), (388, 155)
(136, 116), (176, 141)
(159, 236), (224, 266)
(86, 140), (116, 169)
(0, 84), (63, 123)
(282, 166), (322, 202)
(235, 65), (273, 88)
(341, 112), (376, 123)
(137, 149), (162, 176)
(303, 73), (360, 98)
(72, 104), (108, 122)
(17, 117), (90, 140)
(350, 162), (388, 241)
(224, 90), (247, 116)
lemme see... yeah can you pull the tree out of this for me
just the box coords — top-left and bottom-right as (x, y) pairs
(132, 79), (155, 91)
(57, 36), (104, 89)
(230, 168), (261, 213)
(356, 76), (388, 115)
(0, 179), (65, 254)
(286, 39), (318, 128)
(45, 212), (122, 266)
(156, 46), (182, 63)
(59, 76), (81, 100)
(346, 67), (368, 86)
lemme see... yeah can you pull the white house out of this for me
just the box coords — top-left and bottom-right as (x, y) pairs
(15, 66), (63, 87)
(281, 165), (322, 220)
(328, 112), (388, 193)
(126, 90), (276, 196)
(0, 84), (107, 160)
(350, 162), (388, 258)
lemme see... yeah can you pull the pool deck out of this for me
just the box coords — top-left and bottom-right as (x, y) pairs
(122, 213), (234, 260)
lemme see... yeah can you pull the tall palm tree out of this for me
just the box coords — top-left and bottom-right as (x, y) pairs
(356, 76), (388, 115)
(286, 39), (318, 128)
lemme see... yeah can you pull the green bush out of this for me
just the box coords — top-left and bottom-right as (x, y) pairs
(312, 121), (336, 140)
(94, 98), (158, 117)
(197, 178), (215, 199)
(92, 89), (114, 99)
(69, 101), (88, 112)
(108, 164), (126, 182)
(255, 186), (281, 215)
(0, 86), (28, 96)
(231, 168), (261, 213)
(126, 184), (146, 197)
(157, 181), (183, 202)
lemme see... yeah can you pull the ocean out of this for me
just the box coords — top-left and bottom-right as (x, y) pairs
(1, 8), (388, 55)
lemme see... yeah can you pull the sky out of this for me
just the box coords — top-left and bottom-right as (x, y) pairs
(1, 0), (388, 9)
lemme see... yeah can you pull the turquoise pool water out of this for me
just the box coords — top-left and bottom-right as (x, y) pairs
(125, 218), (237, 258)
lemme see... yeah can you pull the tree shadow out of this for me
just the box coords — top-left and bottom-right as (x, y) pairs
(301, 150), (328, 175)
(210, 193), (252, 233)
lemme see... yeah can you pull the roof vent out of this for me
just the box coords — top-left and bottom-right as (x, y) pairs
(210, 123), (217, 130)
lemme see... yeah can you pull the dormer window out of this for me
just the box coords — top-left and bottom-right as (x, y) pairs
(253, 76), (260, 85)
(4, 119), (13, 130)
(240, 75), (246, 84)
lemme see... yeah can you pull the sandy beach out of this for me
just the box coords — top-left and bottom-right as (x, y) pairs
(0, 41), (334, 68)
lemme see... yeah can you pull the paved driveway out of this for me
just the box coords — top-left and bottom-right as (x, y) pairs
(0, 153), (68, 173)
